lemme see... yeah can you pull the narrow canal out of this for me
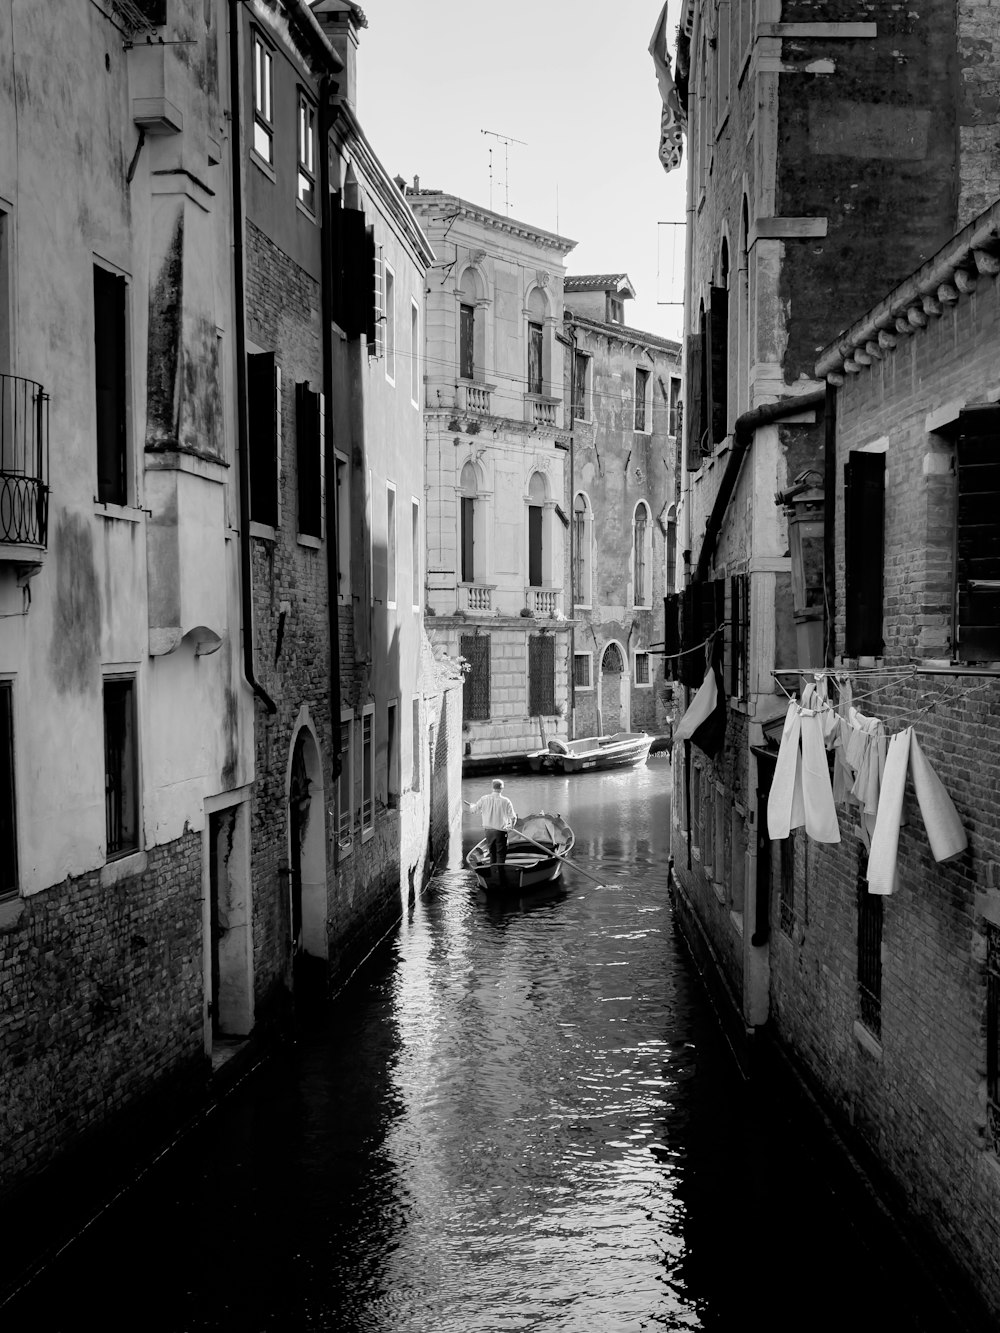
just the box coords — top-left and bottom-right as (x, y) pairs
(5, 759), (977, 1331)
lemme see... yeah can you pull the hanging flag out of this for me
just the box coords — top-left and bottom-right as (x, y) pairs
(648, 1), (685, 174)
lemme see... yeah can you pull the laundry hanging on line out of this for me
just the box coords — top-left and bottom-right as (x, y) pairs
(673, 659), (726, 758)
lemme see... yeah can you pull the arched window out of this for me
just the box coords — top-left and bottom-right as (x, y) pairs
(459, 269), (482, 381)
(573, 492), (593, 607)
(459, 461), (479, 583)
(632, 501), (652, 607)
(526, 288), (548, 396)
(528, 471), (547, 587)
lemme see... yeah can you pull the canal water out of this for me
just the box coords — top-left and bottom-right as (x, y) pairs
(4, 758), (977, 1331)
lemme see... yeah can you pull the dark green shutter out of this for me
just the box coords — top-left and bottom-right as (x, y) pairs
(844, 452), (885, 657)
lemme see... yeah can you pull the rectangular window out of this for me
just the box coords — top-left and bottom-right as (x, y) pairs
(411, 498), (420, 609)
(461, 495), (475, 583)
(337, 713), (353, 848)
(572, 350), (589, 422)
(528, 321), (543, 395)
(706, 285), (729, 446)
(844, 451), (885, 657)
(252, 31), (274, 164)
(987, 924), (1000, 1152)
(729, 572), (749, 700)
(955, 416), (1000, 662)
(528, 504), (543, 588)
(386, 482), (396, 608)
(460, 633), (490, 722)
(371, 239), (385, 359)
(247, 351), (280, 528)
(104, 676), (138, 859)
(296, 383), (323, 538)
(410, 299), (420, 406)
(94, 264), (128, 506)
(0, 683), (16, 898)
(635, 651), (650, 686)
(361, 707), (374, 838)
(460, 303), (475, 381)
(668, 375), (682, 438)
(297, 94), (316, 211)
(857, 849), (883, 1036)
(574, 652), (592, 689)
(384, 264), (395, 383)
(335, 452), (350, 601)
(411, 696), (421, 791)
(528, 634), (555, 716)
(386, 701), (398, 808)
(634, 366), (650, 432)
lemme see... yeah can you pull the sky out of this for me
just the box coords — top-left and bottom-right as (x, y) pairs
(354, 0), (687, 341)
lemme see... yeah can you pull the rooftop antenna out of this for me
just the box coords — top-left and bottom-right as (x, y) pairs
(481, 128), (526, 217)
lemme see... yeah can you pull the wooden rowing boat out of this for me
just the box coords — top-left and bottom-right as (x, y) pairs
(526, 731), (653, 774)
(466, 812), (575, 894)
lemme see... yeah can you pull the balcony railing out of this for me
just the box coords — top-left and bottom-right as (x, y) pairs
(458, 381), (492, 415)
(530, 588), (560, 616)
(525, 395), (558, 428)
(0, 374), (49, 549)
(463, 583), (493, 613)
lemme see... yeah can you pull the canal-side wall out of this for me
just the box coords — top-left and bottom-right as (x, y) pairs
(0, 830), (208, 1199)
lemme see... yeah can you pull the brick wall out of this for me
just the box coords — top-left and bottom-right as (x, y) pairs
(770, 262), (1000, 1317)
(0, 830), (207, 1197)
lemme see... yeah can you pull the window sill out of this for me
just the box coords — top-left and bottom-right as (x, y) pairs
(249, 521), (277, 542)
(853, 1019), (883, 1061)
(730, 909), (744, 936)
(337, 838), (353, 860)
(297, 533), (322, 550)
(94, 501), (143, 524)
(295, 198), (318, 225)
(0, 895), (25, 932)
(634, 681), (653, 690)
(574, 685), (594, 693)
(711, 880), (726, 905)
(101, 848), (147, 886)
(361, 826), (375, 844)
(250, 149), (275, 182)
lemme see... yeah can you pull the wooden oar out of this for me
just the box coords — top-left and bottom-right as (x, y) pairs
(512, 828), (608, 888)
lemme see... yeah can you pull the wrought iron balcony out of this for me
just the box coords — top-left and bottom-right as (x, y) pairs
(0, 374), (49, 550)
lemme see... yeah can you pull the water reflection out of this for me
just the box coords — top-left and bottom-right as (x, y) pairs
(4, 757), (976, 1331)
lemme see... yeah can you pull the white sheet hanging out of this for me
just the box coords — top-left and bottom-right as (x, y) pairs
(767, 683), (840, 843)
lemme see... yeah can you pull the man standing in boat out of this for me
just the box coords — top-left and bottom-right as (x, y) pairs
(464, 779), (517, 864)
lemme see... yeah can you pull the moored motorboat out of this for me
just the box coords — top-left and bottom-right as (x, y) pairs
(466, 812), (575, 894)
(526, 731), (653, 774)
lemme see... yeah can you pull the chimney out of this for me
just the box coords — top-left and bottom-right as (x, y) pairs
(312, 1), (367, 111)
(413, 174), (420, 193)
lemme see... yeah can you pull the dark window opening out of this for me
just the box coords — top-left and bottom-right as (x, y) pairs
(668, 376), (682, 437)
(844, 451), (885, 658)
(94, 265), (128, 505)
(248, 351), (279, 528)
(574, 653), (591, 688)
(529, 634), (555, 716)
(956, 416), (1000, 662)
(528, 322), (543, 395)
(634, 506), (648, 604)
(461, 634), (490, 721)
(0, 683), (16, 897)
(104, 677), (138, 859)
(634, 366), (649, 432)
(296, 383), (322, 538)
(460, 303), (475, 381)
(729, 572), (749, 700)
(528, 504), (543, 586)
(461, 495), (475, 582)
(779, 832), (795, 936)
(572, 350), (588, 421)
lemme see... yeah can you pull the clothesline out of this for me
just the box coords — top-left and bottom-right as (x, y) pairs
(774, 668), (997, 718)
(650, 624), (724, 661)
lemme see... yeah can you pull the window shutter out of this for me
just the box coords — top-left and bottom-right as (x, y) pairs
(248, 351), (279, 527)
(370, 237), (384, 359)
(957, 421), (1000, 661)
(709, 285), (729, 445)
(341, 207), (367, 338)
(296, 383), (323, 538)
(844, 452), (885, 657)
(680, 582), (703, 687)
(685, 332), (704, 472)
(664, 593), (680, 681)
(528, 635), (555, 716)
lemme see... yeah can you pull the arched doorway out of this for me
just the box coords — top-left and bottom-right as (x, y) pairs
(600, 641), (627, 735)
(287, 724), (327, 996)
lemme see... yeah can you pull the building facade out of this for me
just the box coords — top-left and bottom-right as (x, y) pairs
(668, 0), (1000, 1033)
(409, 189), (576, 761)
(0, 0), (251, 1211)
(798, 199), (1000, 1321)
(562, 276), (681, 738)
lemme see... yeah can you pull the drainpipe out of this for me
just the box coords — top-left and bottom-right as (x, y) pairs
(694, 388), (826, 583)
(320, 78), (342, 773)
(228, 0), (276, 714)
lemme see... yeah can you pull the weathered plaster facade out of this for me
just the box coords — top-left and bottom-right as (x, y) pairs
(0, 0), (251, 1218)
(409, 189), (576, 759)
(562, 282), (681, 738)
